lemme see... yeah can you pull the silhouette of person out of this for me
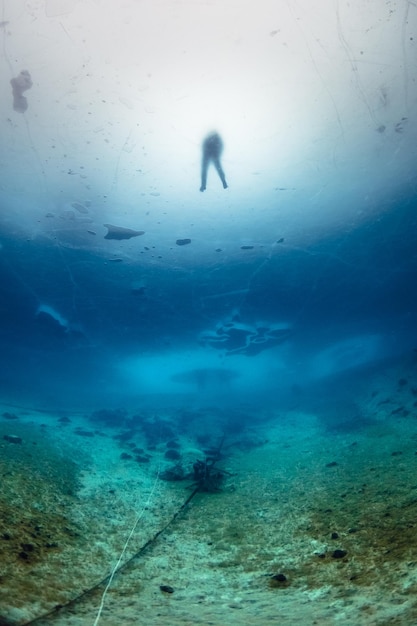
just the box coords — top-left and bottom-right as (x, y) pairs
(200, 132), (228, 192)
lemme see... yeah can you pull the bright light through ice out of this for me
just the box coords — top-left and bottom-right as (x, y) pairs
(0, 0), (416, 252)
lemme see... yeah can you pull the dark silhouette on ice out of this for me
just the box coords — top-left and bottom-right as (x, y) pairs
(200, 132), (228, 192)
(10, 70), (32, 113)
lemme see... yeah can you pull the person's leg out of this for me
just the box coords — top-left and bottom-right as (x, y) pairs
(200, 156), (208, 191)
(213, 157), (228, 189)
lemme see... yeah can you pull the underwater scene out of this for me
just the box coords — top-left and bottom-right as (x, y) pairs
(1, 1), (417, 624)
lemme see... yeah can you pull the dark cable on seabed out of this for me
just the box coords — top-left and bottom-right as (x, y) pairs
(20, 485), (201, 626)
(20, 438), (227, 626)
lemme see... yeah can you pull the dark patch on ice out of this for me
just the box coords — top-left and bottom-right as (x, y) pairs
(200, 320), (292, 356)
(10, 70), (32, 113)
(104, 224), (145, 240)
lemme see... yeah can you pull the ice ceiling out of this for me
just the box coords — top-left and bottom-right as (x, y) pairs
(1, 0), (416, 249)
(0, 0), (416, 394)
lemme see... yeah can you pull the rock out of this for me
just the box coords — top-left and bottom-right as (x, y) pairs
(331, 532), (339, 539)
(332, 549), (347, 559)
(166, 440), (180, 449)
(271, 573), (287, 582)
(3, 434), (22, 444)
(2, 412), (18, 420)
(160, 585), (174, 593)
(269, 573), (290, 587)
(164, 448), (181, 460)
(160, 464), (185, 481)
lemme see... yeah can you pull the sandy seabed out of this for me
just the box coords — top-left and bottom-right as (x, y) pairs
(1, 355), (417, 626)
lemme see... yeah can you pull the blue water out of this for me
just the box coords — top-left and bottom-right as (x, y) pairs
(0, 191), (416, 413)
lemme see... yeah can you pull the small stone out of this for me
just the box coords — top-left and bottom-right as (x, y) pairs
(269, 573), (289, 587)
(21, 543), (34, 552)
(160, 585), (174, 593)
(325, 461), (338, 468)
(176, 238), (191, 246)
(332, 549), (347, 559)
(331, 532), (339, 539)
(271, 573), (287, 582)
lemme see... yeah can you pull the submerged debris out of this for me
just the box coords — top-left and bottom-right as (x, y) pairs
(191, 457), (229, 493)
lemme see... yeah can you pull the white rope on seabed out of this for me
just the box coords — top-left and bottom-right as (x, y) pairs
(92, 469), (161, 626)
